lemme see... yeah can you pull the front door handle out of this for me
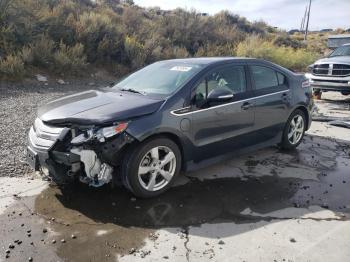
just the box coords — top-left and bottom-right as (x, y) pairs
(241, 102), (252, 110)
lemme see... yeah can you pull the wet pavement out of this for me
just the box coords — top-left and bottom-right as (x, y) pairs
(1, 92), (350, 262)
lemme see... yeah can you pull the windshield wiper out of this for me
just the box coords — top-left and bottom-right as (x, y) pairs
(119, 88), (146, 95)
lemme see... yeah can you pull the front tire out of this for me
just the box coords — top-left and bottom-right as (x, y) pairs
(280, 109), (306, 150)
(122, 137), (181, 198)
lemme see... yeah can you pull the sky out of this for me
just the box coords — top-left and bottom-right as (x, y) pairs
(134, 0), (350, 30)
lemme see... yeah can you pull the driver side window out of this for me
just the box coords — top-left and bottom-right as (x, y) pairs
(194, 65), (247, 107)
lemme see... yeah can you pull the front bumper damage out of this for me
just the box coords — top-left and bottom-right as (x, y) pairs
(26, 118), (134, 186)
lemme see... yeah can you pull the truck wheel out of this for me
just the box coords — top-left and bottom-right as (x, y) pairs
(122, 137), (181, 198)
(280, 109), (306, 150)
(313, 89), (322, 99)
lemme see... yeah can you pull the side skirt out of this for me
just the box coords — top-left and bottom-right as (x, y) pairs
(184, 132), (282, 172)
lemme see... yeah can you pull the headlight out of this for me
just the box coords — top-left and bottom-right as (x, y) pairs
(71, 122), (128, 145)
(307, 64), (314, 73)
(98, 122), (128, 139)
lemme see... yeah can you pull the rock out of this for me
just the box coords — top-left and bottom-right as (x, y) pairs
(27, 233), (31, 237)
(129, 248), (136, 254)
(57, 79), (65, 85)
(163, 256), (169, 259)
(27, 229), (31, 233)
(130, 197), (136, 201)
(88, 82), (95, 86)
(8, 244), (15, 249)
(28, 257), (33, 262)
(35, 74), (48, 82)
(61, 239), (66, 243)
(140, 250), (151, 258)
(52, 240), (56, 244)
(112, 202), (116, 206)
(71, 234), (76, 239)
(290, 238), (296, 243)
(43, 228), (47, 233)
(218, 240), (225, 245)
(5, 249), (10, 254)
(17, 240), (22, 245)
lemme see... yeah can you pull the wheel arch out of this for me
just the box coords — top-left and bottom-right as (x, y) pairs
(290, 104), (310, 130)
(136, 131), (188, 171)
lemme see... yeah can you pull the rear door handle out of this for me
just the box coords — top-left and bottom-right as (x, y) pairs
(241, 102), (252, 110)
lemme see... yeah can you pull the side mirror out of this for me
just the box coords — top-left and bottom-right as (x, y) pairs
(207, 87), (234, 103)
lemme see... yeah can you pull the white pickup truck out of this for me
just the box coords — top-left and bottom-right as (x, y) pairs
(306, 44), (350, 96)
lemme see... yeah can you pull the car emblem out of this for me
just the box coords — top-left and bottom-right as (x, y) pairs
(328, 64), (333, 76)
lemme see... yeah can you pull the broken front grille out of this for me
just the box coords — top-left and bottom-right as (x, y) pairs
(313, 63), (350, 77)
(28, 118), (67, 152)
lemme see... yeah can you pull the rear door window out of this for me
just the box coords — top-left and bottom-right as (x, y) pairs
(251, 66), (278, 90)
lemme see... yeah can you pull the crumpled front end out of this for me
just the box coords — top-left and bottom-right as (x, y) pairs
(26, 118), (134, 186)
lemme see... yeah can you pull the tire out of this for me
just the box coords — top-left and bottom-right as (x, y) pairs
(280, 109), (306, 150)
(313, 89), (321, 95)
(122, 137), (181, 198)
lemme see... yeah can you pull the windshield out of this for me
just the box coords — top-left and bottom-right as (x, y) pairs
(329, 45), (350, 57)
(113, 61), (204, 97)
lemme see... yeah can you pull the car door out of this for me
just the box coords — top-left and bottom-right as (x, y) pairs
(189, 64), (256, 162)
(249, 64), (291, 142)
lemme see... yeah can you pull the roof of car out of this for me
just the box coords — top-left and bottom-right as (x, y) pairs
(165, 57), (256, 65)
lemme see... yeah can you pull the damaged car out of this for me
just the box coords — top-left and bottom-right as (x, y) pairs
(27, 58), (313, 198)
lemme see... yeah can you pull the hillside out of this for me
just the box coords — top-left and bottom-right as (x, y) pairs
(0, 0), (327, 79)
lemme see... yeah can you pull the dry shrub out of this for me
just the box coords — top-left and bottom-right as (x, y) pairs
(0, 54), (25, 78)
(53, 42), (87, 73)
(236, 35), (320, 71)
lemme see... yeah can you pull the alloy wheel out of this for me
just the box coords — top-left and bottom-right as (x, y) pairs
(288, 114), (304, 145)
(138, 146), (176, 191)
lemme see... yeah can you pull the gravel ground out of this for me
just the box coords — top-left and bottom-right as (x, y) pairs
(0, 75), (114, 177)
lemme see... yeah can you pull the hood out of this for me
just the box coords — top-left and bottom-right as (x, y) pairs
(314, 56), (350, 64)
(38, 88), (164, 126)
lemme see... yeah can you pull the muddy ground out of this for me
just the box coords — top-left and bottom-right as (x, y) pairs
(0, 87), (350, 262)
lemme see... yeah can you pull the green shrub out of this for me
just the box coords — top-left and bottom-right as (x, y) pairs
(0, 54), (25, 78)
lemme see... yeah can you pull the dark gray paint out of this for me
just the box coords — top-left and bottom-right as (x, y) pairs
(34, 57), (313, 171)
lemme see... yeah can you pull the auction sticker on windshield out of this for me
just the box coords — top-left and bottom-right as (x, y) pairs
(170, 66), (192, 72)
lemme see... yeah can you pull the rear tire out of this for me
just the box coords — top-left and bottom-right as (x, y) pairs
(280, 109), (306, 150)
(122, 137), (181, 198)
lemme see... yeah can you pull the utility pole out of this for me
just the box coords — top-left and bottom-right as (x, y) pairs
(304, 0), (312, 40)
(300, 6), (308, 32)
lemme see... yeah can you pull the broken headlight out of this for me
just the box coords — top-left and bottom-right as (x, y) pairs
(71, 122), (128, 145)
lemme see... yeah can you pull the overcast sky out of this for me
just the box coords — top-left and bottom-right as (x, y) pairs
(134, 0), (350, 30)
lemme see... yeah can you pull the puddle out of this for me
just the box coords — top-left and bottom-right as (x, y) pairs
(1, 134), (349, 261)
